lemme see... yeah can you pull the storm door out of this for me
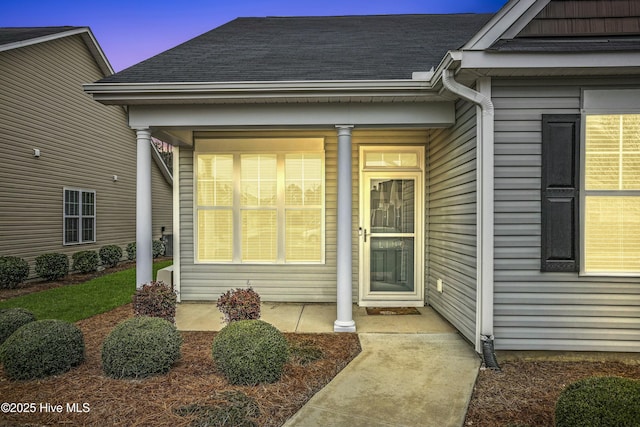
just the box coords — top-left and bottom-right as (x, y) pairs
(359, 148), (424, 306)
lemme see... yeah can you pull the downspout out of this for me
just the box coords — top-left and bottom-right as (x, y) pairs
(442, 68), (499, 370)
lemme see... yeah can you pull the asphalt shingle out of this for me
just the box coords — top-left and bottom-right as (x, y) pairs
(98, 14), (493, 83)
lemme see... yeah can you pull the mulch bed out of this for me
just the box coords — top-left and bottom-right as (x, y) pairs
(464, 358), (640, 427)
(0, 304), (361, 427)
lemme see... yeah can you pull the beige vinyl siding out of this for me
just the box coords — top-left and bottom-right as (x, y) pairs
(0, 34), (172, 275)
(427, 99), (478, 343)
(493, 77), (640, 352)
(151, 157), (173, 241)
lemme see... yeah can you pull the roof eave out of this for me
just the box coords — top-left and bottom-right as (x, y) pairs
(82, 79), (443, 105)
(0, 27), (114, 76)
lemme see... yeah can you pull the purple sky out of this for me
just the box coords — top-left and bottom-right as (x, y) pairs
(2, 0), (509, 72)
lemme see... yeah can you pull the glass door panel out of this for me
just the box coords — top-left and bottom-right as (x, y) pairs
(370, 237), (414, 292)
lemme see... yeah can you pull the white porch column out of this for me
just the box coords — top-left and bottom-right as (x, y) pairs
(135, 128), (153, 288)
(334, 125), (356, 332)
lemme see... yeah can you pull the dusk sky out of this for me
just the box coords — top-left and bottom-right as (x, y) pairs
(2, 0), (509, 72)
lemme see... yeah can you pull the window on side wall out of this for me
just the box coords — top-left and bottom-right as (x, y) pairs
(584, 114), (640, 274)
(195, 139), (324, 264)
(63, 188), (96, 245)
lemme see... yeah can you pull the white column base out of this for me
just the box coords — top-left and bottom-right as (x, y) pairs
(334, 319), (357, 333)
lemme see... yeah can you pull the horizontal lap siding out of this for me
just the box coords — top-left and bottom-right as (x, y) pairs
(493, 77), (640, 351)
(427, 99), (477, 343)
(179, 132), (342, 302)
(0, 36), (172, 274)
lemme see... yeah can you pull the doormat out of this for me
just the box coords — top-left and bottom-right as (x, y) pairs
(366, 307), (421, 315)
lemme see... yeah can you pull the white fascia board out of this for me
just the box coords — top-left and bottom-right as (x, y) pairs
(82, 79), (436, 104)
(79, 29), (115, 76)
(128, 102), (455, 129)
(459, 50), (640, 71)
(463, 0), (549, 50)
(0, 27), (89, 52)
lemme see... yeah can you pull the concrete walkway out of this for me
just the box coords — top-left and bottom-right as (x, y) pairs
(176, 303), (481, 427)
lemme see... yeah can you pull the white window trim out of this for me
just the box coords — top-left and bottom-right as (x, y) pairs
(194, 138), (326, 265)
(63, 187), (96, 245)
(580, 111), (640, 277)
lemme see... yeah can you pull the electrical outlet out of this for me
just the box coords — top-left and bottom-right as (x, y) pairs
(436, 278), (443, 293)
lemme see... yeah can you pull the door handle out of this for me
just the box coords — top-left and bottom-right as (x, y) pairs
(359, 227), (368, 243)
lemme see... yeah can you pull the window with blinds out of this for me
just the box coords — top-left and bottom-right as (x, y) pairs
(195, 145), (324, 264)
(584, 114), (640, 273)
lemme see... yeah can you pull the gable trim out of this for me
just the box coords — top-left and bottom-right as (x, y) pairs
(463, 0), (548, 50)
(0, 27), (113, 77)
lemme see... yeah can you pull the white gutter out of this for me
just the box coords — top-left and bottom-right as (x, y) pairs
(441, 66), (495, 355)
(82, 79), (437, 104)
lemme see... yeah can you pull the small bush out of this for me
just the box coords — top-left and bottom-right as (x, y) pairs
(0, 256), (29, 289)
(212, 320), (289, 385)
(34, 253), (69, 281)
(133, 281), (177, 323)
(153, 240), (166, 258)
(217, 288), (261, 324)
(0, 308), (36, 345)
(72, 250), (99, 273)
(99, 245), (122, 268)
(102, 316), (182, 379)
(0, 319), (84, 380)
(555, 376), (640, 427)
(126, 242), (136, 260)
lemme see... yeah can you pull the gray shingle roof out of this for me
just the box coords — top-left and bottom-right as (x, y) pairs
(99, 14), (493, 84)
(0, 27), (81, 46)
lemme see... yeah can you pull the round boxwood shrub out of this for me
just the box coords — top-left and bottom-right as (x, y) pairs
(102, 316), (182, 379)
(72, 250), (99, 273)
(99, 245), (123, 268)
(0, 308), (36, 345)
(212, 320), (289, 385)
(153, 240), (166, 258)
(126, 242), (136, 261)
(34, 253), (69, 281)
(0, 256), (30, 289)
(555, 376), (640, 427)
(0, 319), (84, 380)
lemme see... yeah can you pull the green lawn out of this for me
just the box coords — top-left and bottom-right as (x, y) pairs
(0, 260), (173, 322)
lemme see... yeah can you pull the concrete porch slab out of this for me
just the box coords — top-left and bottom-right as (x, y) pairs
(176, 302), (457, 334)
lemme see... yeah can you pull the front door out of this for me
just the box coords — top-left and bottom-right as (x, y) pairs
(360, 170), (424, 306)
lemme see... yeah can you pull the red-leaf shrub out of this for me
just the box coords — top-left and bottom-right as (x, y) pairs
(133, 281), (177, 323)
(217, 288), (261, 324)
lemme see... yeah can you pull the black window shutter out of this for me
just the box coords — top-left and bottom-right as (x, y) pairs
(540, 114), (581, 272)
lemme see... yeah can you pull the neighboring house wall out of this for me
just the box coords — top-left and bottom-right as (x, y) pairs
(427, 99), (478, 343)
(0, 34), (172, 274)
(151, 154), (173, 242)
(493, 76), (640, 351)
